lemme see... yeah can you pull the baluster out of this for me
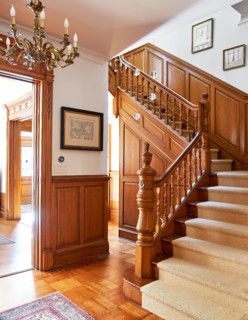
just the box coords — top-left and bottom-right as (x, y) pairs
(155, 187), (161, 234)
(194, 147), (198, 182)
(179, 102), (183, 136)
(195, 109), (199, 134)
(141, 77), (145, 105)
(125, 67), (129, 92)
(199, 139), (202, 175)
(172, 98), (176, 130)
(183, 158), (187, 197)
(130, 69), (134, 97)
(147, 80), (150, 109)
(158, 89), (162, 119)
(186, 108), (191, 141)
(136, 143), (157, 279)
(136, 74), (139, 101)
(199, 93), (210, 174)
(165, 93), (169, 124)
(189, 151), (192, 187)
(171, 174), (175, 218)
(177, 166), (181, 205)
(152, 84), (156, 114)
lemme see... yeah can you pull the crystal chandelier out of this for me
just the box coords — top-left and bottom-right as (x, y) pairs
(0, 0), (79, 71)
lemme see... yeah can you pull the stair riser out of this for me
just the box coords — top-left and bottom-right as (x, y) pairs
(208, 191), (248, 205)
(173, 246), (248, 279)
(216, 176), (248, 188)
(142, 294), (192, 320)
(158, 271), (248, 308)
(211, 162), (232, 172)
(197, 207), (248, 226)
(186, 226), (248, 250)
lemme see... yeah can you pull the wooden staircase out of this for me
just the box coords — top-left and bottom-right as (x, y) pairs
(109, 44), (248, 319)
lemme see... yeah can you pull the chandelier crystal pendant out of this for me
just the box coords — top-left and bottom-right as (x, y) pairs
(0, 0), (79, 71)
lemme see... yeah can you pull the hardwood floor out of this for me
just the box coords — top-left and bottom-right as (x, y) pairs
(0, 222), (161, 319)
(0, 215), (32, 277)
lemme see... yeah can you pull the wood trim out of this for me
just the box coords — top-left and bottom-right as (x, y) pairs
(0, 193), (6, 218)
(0, 38), (54, 271)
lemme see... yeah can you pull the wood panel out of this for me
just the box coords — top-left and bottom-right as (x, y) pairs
(51, 175), (109, 268)
(167, 62), (186, 97)
(147, 51), (164, 83)
(20, 177), (32, 205)
(124, 43), (248, 168)
(123, 126), (141, 176)
(0, 193), (6, 218)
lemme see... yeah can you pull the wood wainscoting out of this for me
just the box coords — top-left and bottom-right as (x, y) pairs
(125, 43), (248, 169)
(0, 193), (6, 218)
(51, 175), (109, 268)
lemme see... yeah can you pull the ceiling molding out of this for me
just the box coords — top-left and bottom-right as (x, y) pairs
(232, 0), (248, 25)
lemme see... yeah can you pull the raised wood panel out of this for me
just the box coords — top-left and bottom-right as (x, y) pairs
(123, 126), (141, 176)
(109, 171), (119, 224)
(167, 62), (186, 97)
(123, 182), (139, 229)
(189, 75), (210, 105)
(143, 117), (164, 142)
(52, 175), (109, 268)
(84, 185), (105, 242)
(215, 91), (239, 148)
(150, 148), (167, 176)
(57, 186), (80, 249)
(147, 52), (164, 83)
(20, 177), (32, 205)
(133, 50), (146, 71)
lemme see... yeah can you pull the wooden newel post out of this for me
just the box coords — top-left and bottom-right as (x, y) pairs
(199, 93), (210, 174)
(135, 143), (157, 279)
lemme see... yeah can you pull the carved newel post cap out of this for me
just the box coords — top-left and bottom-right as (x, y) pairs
(201, 93), (209, 102)
(137, 143), (157, 177)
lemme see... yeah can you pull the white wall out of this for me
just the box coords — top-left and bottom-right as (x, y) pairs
(52, 58), (108, 176)
(0, 106), (7, 193)
(0, 21), (108, 177)
(150, 6), (248, 93)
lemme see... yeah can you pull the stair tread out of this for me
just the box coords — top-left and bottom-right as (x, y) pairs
(172, 236), (248, 266)
(211, 159), (233, 163)
(214, 171), (248, 178)
(197, 201), (248, 214)
(158, 257), (248, 301)
(207, 186), (248, 193)
(142, 280), (247, 320)
(185, 218), (248, 238)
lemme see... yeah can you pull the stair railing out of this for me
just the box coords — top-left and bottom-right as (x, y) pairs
(135, 93), (210, 279)
(111, 56), (199, 141)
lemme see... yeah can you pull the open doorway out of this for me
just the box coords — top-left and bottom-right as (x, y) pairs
(0, 76), (33, 277)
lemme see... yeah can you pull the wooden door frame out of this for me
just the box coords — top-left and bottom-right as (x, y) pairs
(0, 56), (53, 271)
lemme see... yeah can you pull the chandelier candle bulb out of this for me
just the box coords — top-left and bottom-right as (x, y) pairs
(39, 10), (46, 28)
(6, 37), (10, 50)
(64, 18), (69, 35)
(10, 4), (16, 25)
(73, 33), (78, 47)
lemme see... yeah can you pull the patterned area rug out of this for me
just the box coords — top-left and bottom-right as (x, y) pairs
(0, 292), (94, 319)
(0, 236), (14, 245)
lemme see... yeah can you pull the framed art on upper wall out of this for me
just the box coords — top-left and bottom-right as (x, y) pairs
(223, 44), (246, 71)
(61, 107), (103, 151)
(192, 18), (214, 54)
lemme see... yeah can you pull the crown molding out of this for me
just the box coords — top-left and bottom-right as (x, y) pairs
(232, 0), (248, 25)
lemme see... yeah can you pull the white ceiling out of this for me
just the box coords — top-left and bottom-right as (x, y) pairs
(0, 0), (203, 59)
(0, 76), (32, 106)
(0, 0), (240, 60)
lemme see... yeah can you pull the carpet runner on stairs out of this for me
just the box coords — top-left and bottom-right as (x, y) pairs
(141, 151), (248, 320)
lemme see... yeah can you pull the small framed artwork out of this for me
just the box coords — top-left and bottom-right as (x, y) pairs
(192, 18), (214, 54)
(61, 107), (103, 151)
(223, 44), (246, 71)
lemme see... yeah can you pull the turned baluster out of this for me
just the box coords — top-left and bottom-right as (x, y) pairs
(125, 67), (129, 92)
(183, 158), (187, 196)
(147, 80), (150, 109)
(199, 139), (202, 175)
(186, 108), (191, 141)
(141, 77), (145, 105)
(130, 69), (134, 97)
(152, 84), (156, 114)
(194, 147), (198, 182)
(172, 98), (176, 130)
(199, 93), (210, 174)
(136, 143), (157, 279)
(179, 102), (183, 136)
(158, 89), (162, 119)
(189, 152), (192, 187)
(170, 174), (175, 218)
(136, 74), (139, 101)
(165, 93), (169, 124)
(177, 166), (181, 206)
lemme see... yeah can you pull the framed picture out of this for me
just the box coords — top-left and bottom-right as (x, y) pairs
(223, 44), (246, 71)
(61, 107), (103, 151)
(192, 18), (214, 54)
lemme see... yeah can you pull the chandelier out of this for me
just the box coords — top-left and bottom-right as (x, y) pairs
(0, 0), (79, 71)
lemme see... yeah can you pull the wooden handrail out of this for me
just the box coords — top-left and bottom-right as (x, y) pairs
(135, 93), (210, 279)
(119, 55), (198, 110)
